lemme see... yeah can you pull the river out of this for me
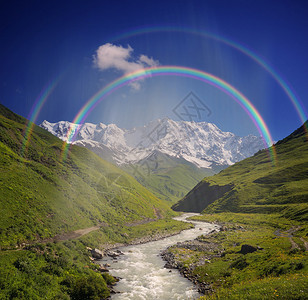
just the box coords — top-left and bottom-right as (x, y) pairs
(99, 213), (219, 300)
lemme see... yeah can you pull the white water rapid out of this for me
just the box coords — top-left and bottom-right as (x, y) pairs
(99, 213), (219, 300)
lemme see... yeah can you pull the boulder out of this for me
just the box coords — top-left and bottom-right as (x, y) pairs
(106, 250), (121, 258)
(91, 248), (103, 259)
(98, 265), (109, 272)
(164, 262), (174, 269)
(239, 244), (257, 254)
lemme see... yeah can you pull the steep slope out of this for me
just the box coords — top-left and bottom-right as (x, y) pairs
(0, 104), (172, 248)
(172, 122), (308, 221)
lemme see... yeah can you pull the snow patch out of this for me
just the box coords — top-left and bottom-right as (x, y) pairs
(40, 119), (265, 169)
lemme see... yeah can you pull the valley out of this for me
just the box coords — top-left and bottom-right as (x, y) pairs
(40, 118), (264, 204)
(0, 103), (307, 299)
(1, 2), (307, 299)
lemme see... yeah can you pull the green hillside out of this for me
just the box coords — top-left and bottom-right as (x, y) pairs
(172, 122), (308, 221)
(170, 123), (308, 299)
(0, 104), (177, 248)
(0, 104), (194, 299)
(122, 151), (214, 204)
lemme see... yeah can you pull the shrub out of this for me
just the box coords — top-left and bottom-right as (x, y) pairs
(62, 273), (109, 300)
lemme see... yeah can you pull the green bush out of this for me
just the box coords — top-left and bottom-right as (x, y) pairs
(63, 273), (109, 300)
(102, 272), (117, 285)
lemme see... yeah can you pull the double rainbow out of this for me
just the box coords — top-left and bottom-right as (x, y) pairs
(61, 66), (276, 164)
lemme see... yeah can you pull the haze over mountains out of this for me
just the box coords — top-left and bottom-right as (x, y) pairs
(40, 118), (265, 170)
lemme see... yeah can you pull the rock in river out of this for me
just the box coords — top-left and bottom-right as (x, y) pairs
(91, 248), (104, 259)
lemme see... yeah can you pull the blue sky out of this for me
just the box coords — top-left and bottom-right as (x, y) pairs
(0, 0), (307, 140)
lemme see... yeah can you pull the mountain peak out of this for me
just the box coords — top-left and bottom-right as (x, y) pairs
(40, 119), (265, 169)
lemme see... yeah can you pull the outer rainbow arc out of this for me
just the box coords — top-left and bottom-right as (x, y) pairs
(61, 66), (276, 164)
(21, 79), (59, 158)
(111, 25), (308, 133)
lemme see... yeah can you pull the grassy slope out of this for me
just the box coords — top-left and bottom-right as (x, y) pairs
(0, 217), (191, 300)
(169, 123), (308, 299)
(0, 104), (194, 299)
(173, 122), (308, 221)
(122, 151), (214, 204)
(0, 104), (176, 248)
(80, 135), (215, 206)
(167, 212), (308, 299)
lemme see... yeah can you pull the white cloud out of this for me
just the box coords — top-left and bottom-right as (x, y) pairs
(93, 43), (159, 90)
(138, 54), (159, 67)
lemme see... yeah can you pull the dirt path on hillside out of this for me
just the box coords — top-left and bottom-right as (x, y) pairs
(124, 208), (163, 227)
(273, 226), (306, 251)
(3, 209), (165, 251)
(54, 224), (104, 242)
(289, 237), (300, 249)
(64, 209), (163, 238)
(3, 224), (107, 250)
(300, 237), (308, 251)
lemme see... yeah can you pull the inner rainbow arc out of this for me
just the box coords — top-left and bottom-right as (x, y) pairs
(61, 66), (276, 164)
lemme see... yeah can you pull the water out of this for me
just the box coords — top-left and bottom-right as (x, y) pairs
(99, 213), (219, 300)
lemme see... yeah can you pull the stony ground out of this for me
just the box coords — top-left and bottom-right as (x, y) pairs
(160, 230), (223, 294)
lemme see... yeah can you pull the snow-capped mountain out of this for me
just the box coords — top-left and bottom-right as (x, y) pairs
(40, 118), (265, 169)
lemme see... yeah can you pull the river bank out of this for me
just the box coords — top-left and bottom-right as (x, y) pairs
(98, 227), (192, 252)
(84, 215), (198, 296)
(90, 217), (225, 297)
(96, 213), (219, 299)
(161, 213), (308, 300)
(160, 234), (223, 295)
(98, 212), (308, 299)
